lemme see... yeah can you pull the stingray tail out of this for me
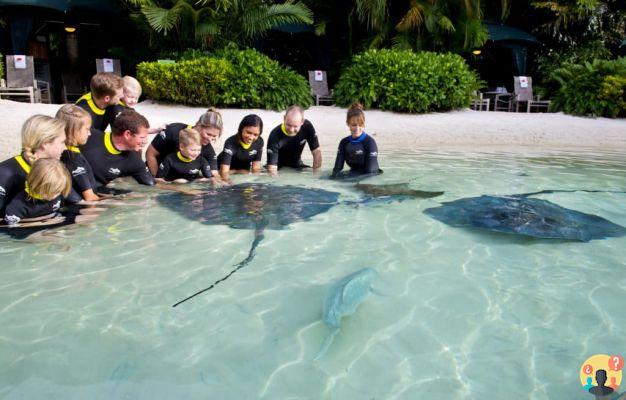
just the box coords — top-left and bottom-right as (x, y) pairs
(518, 189), (626, 198)
(313, 328), (339, 361)
(172, 227), (265, 307)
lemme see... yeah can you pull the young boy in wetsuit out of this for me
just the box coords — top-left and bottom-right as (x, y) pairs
(3, 159), (71, 226)
(156, 128), (212, 183)
(75, 73), (124, 131)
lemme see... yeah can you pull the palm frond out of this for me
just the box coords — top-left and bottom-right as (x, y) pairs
(355, 0), (387, 30)
(396, 3), (425, 32)
(141, 5), (183, 35)
(241, 2), (313, 39)
(314, 19), (327, 36)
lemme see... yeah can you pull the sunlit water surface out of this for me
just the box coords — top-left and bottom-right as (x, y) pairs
(1, 148), (626, 399)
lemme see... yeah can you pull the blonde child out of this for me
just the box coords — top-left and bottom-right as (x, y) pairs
(57, 104), (100, 202)
(156, 128), (212, 183)
(4, 158), (71, 226)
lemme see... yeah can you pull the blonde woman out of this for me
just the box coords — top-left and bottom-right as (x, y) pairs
(3, 158), (71, 226)
(0, 115), (66, 217)
(56, 104), (100, 202)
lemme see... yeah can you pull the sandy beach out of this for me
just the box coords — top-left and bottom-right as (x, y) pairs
(1, 99), (625, 161)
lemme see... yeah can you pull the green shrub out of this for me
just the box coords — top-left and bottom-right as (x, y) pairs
(550, 57), (626, 118)
(333, 49), (480, 113)
(137, 46), (312, 110)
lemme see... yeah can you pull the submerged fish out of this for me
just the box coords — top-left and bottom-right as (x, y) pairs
(424, 193), (626, 241)
(355, 183), (443, 199)
(315, 268), (378, 360)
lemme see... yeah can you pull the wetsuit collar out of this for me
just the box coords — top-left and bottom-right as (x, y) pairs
(15, 155), (31, 174)
(349, 132), (367, 144)
(104, 132), (122, 155)
(280, 123), (290, 136)
(119, 100), (127, 107)
(177, 151), (194, 163)
(77, 93), (106, 116)
(239, 140), (252, 150)
(67, 145), (81, 153)
(24, 182), (44, 200)
(187, 124), (193, 129)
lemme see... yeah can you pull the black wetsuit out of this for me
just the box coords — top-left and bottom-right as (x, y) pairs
(75, 93), (113, 131)
(103, 100), (130, 130)
(150, 123), (218, 172)
(331, 133), (381, 177)
(266, 120), (319, 168)
(156, 152), (212, 181)
(60, 146), (98, 203)
(3, 191), (62, 225)
(218, 135), (264, 170)
(0, 155), (30, 217)
(80, 129), (155, 188)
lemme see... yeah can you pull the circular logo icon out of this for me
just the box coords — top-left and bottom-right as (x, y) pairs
(580, 354), (623, 395)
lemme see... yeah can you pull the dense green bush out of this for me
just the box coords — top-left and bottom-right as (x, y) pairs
(137, 47), (312, 110)
(550, 58), (626, 118)
(333, 49), (480, 113)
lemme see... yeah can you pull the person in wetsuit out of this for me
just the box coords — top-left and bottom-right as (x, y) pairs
(3, 159), (71, 226)
(218, 114), (264, 182)
(0, 115), (66, 218)
(57, 104), (100, 203)
(266, 105), (321, 175)
(146, 108), (224, 185)
(80, 109), (155, 188)
(331, 103), (381, 179)
(75, 73), (124, 131)
(156, 128), (212, 182)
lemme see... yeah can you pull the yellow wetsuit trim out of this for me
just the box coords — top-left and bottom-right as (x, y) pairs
(119, 100), (127, 107)
(187, 124), (193, 129)
(77, 93), (106, 116)
(239, 140), (251, 150)
(104, 132), (122, 155)
(177, 151), (193, 163)
(24, 182), (44, 200)
(281, 123), (290, 136)
(67, 145), (81, 153)
(15, 155), (31, 174)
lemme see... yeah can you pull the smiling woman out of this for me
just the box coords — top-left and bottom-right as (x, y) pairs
(218, 114), (264, 183)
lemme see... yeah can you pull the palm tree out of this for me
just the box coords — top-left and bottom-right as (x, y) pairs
(124, 0), (314, 50)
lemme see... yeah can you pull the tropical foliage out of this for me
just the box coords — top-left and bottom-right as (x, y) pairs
(137, 46), (312, 110)
(550, 57), (626, 117)
(123, 0), (313, 50)
(333, 49), (481, 112)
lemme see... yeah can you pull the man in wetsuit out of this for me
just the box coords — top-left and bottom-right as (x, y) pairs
(75, 73), (124, 131)
(80, 109), (155, 188)
(266, 106), (321, 175)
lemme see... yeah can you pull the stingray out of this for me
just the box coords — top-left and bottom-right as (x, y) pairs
(355, 183), (443, 199)
(159, 183), (341, 307)
(423, 192), (626, 242)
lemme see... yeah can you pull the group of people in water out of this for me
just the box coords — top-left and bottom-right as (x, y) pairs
(0, 72), (381, 228)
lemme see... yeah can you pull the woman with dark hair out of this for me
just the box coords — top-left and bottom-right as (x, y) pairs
(218, 114), (264, 182)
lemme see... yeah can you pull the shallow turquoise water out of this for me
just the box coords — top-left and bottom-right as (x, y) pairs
(1, 148), (626, 399)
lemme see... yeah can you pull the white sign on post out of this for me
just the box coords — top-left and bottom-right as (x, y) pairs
(519, 76), (529, 88)
(14, 55), (26, 69)
(103, 58), (114, 73)
(314, 70), (324, 82)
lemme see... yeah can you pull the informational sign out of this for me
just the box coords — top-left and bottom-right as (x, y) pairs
(103, 58), (114, 73)
(14, 55), (26, 69)
(519, 76), (529, 88)
(314, 70), (324, 82)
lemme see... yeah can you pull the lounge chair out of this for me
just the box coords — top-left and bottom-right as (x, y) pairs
(308, 70), (333, 106)
(512, 76), (551, 113)
(0, 55), (50, 103)
(470, 91), (490, 111)
(96, 58), (122, 76)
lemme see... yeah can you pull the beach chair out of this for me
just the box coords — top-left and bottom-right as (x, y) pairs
(470, 91), (490, 111)
(0, 55), (50, 103)
(96, 58), (122, 76)
(308, 70), (333, 106)
(512, 76), (551, 113)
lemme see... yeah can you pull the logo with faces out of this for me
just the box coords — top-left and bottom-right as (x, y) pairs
(108, 168), (121, 175)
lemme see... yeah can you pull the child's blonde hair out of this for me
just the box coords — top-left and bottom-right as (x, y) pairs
(55, 104), (90, 146)
(123, 75), (142, 96)
(27, 158), (72, 200)
(21, 115), (66, 164)
(179, 128), (201, 147)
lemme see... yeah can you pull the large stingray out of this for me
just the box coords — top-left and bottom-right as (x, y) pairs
(159, 183), (341, 306)
(355, 183), (443, 199)
(423, 191), (626, 241)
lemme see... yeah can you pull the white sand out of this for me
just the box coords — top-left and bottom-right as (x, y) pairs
(1, 99), (625, 161)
